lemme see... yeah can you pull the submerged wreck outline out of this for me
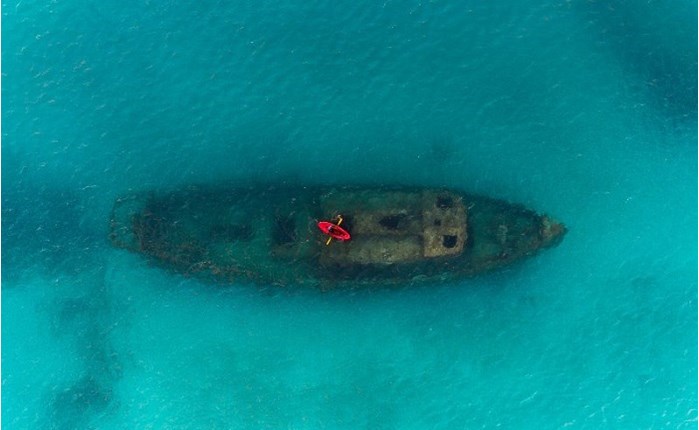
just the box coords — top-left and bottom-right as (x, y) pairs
(109, 185), (566, 287)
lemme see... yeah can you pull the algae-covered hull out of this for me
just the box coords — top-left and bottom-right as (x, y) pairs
(109, 185), (566, 287)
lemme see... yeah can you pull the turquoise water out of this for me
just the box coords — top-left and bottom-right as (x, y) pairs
(3, 0), (697, 428)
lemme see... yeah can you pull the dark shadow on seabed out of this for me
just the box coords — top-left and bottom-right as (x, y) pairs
(2, 180), (123, 428)
(574, 0), (698, 123)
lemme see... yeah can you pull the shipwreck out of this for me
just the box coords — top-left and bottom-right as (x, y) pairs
(109, 185), (566, 287)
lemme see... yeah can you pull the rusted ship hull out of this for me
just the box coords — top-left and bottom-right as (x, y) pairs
(109, 185), (566, 287)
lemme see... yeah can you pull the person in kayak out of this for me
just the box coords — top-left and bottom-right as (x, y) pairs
(318, 215), (351, 244)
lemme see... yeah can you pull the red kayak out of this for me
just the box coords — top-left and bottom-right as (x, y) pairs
(317, 221), (351, 241)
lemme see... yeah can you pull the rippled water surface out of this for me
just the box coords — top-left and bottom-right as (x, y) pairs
(3, 1), (697, 428)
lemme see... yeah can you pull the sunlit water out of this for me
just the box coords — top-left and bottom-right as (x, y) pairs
(3, 1), (697, 428)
